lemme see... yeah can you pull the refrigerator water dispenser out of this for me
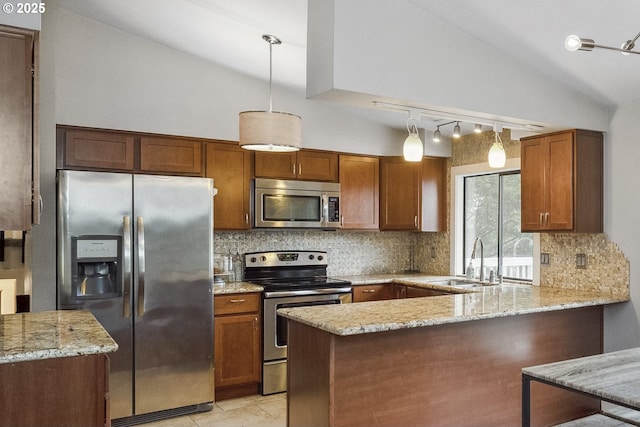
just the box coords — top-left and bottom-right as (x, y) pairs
(71, 235), (122, 299)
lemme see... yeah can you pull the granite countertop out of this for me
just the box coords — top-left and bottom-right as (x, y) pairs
(213, 281), (263, 295)
(0, 310), (118, 364)
(278, 275), (629, 336)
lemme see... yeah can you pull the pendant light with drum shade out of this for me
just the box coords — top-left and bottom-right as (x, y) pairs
(239, 35), (302, 152)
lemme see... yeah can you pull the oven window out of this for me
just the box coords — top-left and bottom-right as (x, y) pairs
(263, 195), (321, 222)
(275, 300), (341, 346)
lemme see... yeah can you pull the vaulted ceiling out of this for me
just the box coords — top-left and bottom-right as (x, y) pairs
(57, 0), (640, 137)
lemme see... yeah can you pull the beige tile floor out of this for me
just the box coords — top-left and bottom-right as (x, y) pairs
(140, 394), (287, 427)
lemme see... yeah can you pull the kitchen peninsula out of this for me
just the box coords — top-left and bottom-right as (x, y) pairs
(0, 310), (118, 427)
(279, 276), (628, 427)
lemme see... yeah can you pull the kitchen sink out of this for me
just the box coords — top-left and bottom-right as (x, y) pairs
(428, 279), (491, 289)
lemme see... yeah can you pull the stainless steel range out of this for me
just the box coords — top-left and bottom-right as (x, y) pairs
(244, 250), (352, 395)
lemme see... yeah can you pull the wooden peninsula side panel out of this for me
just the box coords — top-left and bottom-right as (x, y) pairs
(0, 354), (109, 427)
(287, 306), (603, 427)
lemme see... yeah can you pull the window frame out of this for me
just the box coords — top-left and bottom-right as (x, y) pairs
(450, 159), (540, 284)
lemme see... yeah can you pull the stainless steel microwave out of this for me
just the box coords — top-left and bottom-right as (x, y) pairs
(254, 178), (341, 229)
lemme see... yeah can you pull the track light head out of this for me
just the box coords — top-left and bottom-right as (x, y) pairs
(432, 127), (441, 143)
(474, 124), (482, 134)
(565, 35), (595, 51)
(452, 122), (461, 138)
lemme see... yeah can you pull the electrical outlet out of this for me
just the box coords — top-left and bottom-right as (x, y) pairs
(576, 253), (587, 269)
(430, 247), (436, 258)
(540, 253), (550, 265)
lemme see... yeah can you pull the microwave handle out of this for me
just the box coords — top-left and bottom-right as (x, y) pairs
(321, 194), (328, 225)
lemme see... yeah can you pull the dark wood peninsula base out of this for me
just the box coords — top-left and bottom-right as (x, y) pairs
(287, 306), (603, 427)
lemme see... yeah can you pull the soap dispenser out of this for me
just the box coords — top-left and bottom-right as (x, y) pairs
(465, 260), (474, 280)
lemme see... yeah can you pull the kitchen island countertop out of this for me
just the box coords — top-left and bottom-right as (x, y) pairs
(279, 274), (629, 336)
(0, 310), (118, 364)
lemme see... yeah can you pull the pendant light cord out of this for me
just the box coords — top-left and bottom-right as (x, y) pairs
(262, 34), (281, 113)
(268, 40), (273, 113)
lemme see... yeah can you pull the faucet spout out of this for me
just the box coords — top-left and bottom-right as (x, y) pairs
(471, 237), (485, 282)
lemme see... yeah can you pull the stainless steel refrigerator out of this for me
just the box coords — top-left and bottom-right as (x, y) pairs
(57, 170), (214, 422)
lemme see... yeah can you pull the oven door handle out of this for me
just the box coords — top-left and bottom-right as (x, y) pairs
(264, 287), (352, 298)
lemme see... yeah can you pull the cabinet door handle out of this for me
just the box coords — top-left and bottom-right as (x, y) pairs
(245, 213), (249, 225)
(540, 212), (544, 225)
(362, 289), (376, 293)
(292, 163), (296, 174)
(229, 299), (246, 303)
(545, 212), (550, 225)
(298, 164), (302, 175)
(414, 215), (418, 228)
(340, 215), (344, 226)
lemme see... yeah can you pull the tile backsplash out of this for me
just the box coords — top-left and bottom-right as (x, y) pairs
(215, 230), (444, 276)
(540, 233), (629, 297)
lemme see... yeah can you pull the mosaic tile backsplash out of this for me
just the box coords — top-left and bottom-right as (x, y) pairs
(540, 233), (629, 297)
(215, 230), (444, 277)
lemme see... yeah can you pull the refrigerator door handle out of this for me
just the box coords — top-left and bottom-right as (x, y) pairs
(123, 216), (132, 318)
(137, 216), (146, 316)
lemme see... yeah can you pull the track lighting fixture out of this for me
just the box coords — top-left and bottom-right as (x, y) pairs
(403, 116), (423, 162)
(453, 122), (461, 138)
(474, 124), (482, 134)
(432, 126), (442, 143)
(565, 31), (640, 56)
(239, 34), (302, 151)
(488, 126), (506, 168)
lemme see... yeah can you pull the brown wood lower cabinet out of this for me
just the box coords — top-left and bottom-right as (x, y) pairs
(214, 293), (261, 400)
(352, 284), (394, 302)
(353, 283), (451, 302)
(0, 354), (109, 427)
(288, 306), (603, 427)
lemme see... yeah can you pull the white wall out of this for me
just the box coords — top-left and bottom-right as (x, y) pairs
(53, 8), (402, 156)
(603, 101), (640, 351)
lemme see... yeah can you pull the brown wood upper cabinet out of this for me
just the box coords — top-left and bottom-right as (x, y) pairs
(139, 136), (203, 176)
(520, 129), (603, 232)
(255, 150), (339, 182)
(380, 156), (446, 231)
(206, 141), (253, 230)
(339, 155), (379, 229)
(57, 126), (205, 176)
(0, 25), (39, 230)
(61, 128), (135, 171)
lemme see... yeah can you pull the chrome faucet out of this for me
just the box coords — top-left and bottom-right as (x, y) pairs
(471, 237), (485, 282)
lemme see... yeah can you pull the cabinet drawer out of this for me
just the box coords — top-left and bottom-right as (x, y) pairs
(215, 293), (261, 315)
(352, 284), (394, 302)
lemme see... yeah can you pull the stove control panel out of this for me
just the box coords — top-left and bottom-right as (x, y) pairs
(245, 251), (328, 268)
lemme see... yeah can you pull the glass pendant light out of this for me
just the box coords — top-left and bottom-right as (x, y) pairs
(403, 117), (423, 162)
(488, 130), (506, 168)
